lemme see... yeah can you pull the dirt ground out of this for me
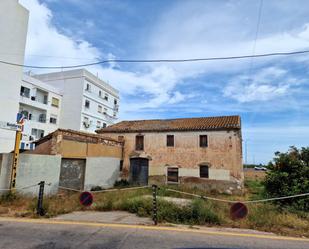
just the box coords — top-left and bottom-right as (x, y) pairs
(244, 169), (266, 181)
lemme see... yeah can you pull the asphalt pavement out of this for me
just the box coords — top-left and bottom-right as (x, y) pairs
(0, 218), (308, 249)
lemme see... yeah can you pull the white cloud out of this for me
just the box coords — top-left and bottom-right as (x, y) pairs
(146, 0), (309, 79)
(167, 91), (186, 104)
(18, 0), (309, 118)
(222, 67), (298, 103)
(18, 0), (186, 118)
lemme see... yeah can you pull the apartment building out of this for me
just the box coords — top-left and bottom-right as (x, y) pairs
(0, 0), (29, 152)
(19, 74), (62, 148)
(34, 69), (120, 133)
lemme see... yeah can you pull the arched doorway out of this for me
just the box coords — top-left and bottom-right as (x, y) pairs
(130, 158), (149, 185)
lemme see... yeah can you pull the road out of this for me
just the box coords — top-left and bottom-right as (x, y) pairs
(0, 218), (308, 249)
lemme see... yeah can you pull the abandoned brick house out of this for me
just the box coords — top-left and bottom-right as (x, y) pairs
(97, 115), (244, 193)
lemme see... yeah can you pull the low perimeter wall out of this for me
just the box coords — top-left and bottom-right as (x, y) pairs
(84, 157), (120, 190)
(149, 176), (243, 195)
(0, 153), (61, 195)
(0, 153), (121, 196)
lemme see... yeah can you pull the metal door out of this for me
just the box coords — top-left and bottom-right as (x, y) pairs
(59, 158), (86, 190)
(130, 158), (149, 185)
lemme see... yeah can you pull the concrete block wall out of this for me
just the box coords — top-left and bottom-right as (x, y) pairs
(0, 153), (61, 195)
(84, 157), (120, 190)
(0, 153), (121, 195)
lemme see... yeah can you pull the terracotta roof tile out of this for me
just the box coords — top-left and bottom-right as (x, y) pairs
(97, 115), (241, 133)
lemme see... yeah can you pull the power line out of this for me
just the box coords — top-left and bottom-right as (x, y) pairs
(248, 0), (264, 79)
(1, 49), (309, 69)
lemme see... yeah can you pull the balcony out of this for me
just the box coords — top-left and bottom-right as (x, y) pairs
(20, 96), (49, 110)
(19, 87), (49, 110)
(20, 110), (47, 124)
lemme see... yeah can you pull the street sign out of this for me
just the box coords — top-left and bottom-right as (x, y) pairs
(230, 202), (248, 220)
(79, 191), (93, 206)
(0, 121), (22, 131)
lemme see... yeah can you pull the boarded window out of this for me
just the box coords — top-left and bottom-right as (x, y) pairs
(166, 135), (174, 147)
(51, 97), (59, 107)
(199, 135), (208, 147)
(200, 165), (209, 178)
(135, 135), (144, 151)
(167, 167), (179, 183)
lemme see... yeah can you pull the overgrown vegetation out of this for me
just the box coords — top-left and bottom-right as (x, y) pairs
(264, 146), (309, 212)
(114, 179), (130, 188)
(1, 151), (309, 238)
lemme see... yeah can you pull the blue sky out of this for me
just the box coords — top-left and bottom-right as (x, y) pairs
(19, 0), (309, 164)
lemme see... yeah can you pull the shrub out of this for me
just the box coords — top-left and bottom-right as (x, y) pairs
(90, 186), (104, 191)
(119, 196), (220, 225)
(114, 179), (130, 188)
(0, 192), (18, 203)
(264, 146), (309, 212)
(190, 199), (221, 225)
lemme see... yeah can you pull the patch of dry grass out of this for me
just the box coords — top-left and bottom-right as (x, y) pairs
(0, 182), (308, 238)
(244, 169), (266, 181)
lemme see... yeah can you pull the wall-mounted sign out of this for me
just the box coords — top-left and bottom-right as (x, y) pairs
(0, 121), (22, 131)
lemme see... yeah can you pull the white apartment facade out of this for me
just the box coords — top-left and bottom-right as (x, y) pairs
(34, 69), (120, 133)
(19, 74), (62, 147)
(0, 0), (29, 152)
(0, 1), (120, 152)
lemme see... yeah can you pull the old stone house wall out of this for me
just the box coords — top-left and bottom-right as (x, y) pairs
(102, 129), (243, 192)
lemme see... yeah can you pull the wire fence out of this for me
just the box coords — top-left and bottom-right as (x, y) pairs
(0, 183), (39, 191)
(1, 182), (309, 223)
(57, 185), (149, 193)
(165, 188), (309, 204)
(1, 183), (308, 204)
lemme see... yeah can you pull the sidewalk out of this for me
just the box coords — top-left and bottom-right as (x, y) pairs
(53, 211), (153, 225)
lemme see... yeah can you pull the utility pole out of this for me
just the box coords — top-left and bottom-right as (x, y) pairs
(244, 139), (249, 165)
(10, 114), (24, 191)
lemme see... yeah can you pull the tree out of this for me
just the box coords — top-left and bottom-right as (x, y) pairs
(264, 146), (309, 211)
